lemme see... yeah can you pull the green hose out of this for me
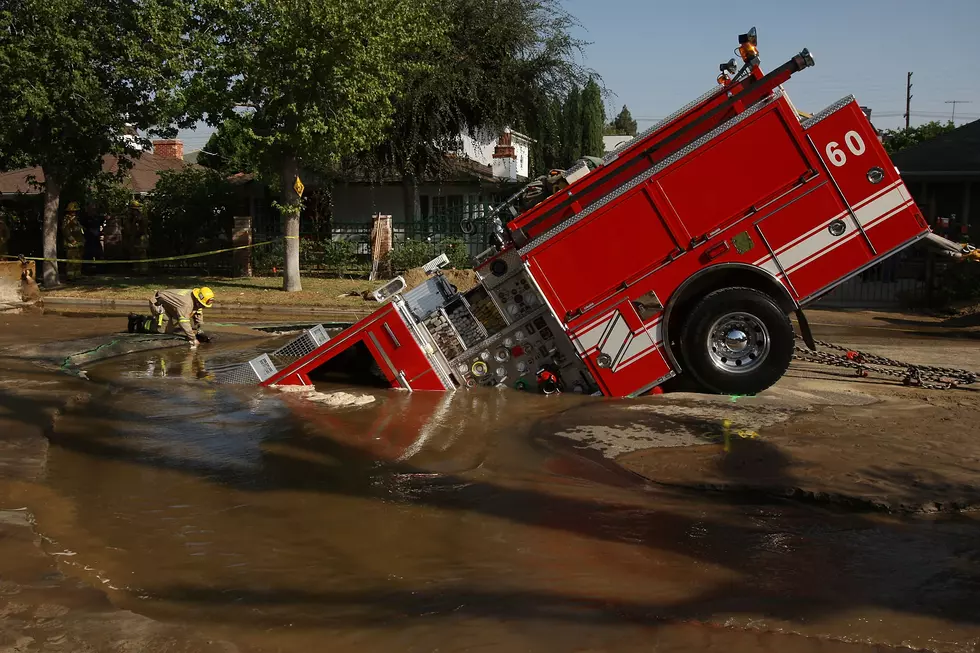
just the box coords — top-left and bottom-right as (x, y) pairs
(60, 339), (120, 372)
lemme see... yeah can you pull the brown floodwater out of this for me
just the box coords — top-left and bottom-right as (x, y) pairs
(11, 334), (980, 652)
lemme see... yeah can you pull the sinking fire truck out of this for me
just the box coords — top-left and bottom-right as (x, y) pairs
(215, 29), (974, 397)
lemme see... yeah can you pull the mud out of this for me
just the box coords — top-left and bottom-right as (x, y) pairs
(3, 313), (980, 652)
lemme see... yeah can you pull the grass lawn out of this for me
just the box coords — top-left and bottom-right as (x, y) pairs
(43, 269), (479, 308)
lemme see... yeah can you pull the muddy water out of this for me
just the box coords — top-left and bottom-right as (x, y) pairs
(11, 340), (980, 652)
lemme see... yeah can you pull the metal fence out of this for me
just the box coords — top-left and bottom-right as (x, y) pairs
(327, 203), (496, 258)
(814, 246), (932, 308)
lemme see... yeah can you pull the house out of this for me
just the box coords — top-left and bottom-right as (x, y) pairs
(0, 139), (192, 198)
(816, 120), (980, 309)
(0, 140), (193, 259)
(325, 129), (532, 255)
(603, 134), (634, 156)
(891, 118), (980, 242)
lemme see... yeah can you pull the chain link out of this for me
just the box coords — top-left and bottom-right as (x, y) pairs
(793, 337), (977, 390)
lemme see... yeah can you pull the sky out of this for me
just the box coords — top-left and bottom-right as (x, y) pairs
(177, 0), (980, 152)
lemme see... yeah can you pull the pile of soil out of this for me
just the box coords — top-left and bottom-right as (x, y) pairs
(400, 267), (479, 293)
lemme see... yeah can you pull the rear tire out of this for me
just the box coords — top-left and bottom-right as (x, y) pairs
(679, 287), (794, 395)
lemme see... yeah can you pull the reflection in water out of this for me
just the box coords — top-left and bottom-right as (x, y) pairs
(22, 344), (980, 653)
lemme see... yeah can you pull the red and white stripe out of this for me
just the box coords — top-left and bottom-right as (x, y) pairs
(571, 310), (664, 372)
(755, 180), (914, 279)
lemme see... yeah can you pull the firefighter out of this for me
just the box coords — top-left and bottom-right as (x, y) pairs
(128, 287), (214, 347)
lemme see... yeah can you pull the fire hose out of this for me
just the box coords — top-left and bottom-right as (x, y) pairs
(793, 337), (978, 390)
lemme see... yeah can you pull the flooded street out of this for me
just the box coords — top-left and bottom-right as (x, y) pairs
(3, 313), (980, 652)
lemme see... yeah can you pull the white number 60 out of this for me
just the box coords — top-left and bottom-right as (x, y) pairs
(825, 131), (866, 167)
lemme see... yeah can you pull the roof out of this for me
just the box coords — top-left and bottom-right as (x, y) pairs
(339, 154), (505, 186)
(0, 151), (192, 195)
(891, 119), (980, 177)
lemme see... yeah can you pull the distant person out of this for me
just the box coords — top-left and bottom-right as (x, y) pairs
(128, 287), (214, 348)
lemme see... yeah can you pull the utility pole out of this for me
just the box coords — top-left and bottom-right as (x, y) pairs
(945, 100), (972, 123)
(904, 72), (913, 129)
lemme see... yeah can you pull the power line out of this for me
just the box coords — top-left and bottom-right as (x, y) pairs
(945, 100), (973, 122)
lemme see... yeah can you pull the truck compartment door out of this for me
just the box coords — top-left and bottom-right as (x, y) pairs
(754, 182), (878, 301)
(569, 299), (671, 397)
(803, 100), (927, 265)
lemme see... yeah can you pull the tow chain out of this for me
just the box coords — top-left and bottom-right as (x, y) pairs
(793, 338), (978, 390)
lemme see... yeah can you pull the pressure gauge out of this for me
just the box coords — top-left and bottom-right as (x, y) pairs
(507, 303), (519, 316)
(517, 361), (528, 374)
(480, 351), (490, 361)
(514, 330), (526, 341)
(457, 364), (469, 374)
(496, 367), (507, 378)
(503, 337), (514, 348)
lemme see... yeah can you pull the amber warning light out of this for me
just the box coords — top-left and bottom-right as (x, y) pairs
(737, 27), (759, 65)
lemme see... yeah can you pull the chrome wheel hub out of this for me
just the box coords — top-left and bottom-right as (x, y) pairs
(707, 312), (770, 374)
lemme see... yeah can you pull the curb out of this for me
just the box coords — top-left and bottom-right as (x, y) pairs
(40, 296), (374, 318)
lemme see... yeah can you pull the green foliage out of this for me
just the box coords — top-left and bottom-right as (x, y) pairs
(306, 239), (358, 276)
(87, 174), (132, 218)
(388, 239), (435, 271)
(580, 78), (605, 158)
(252, 238), (362, 277)
(537, 99), (565, 173)
(562, 86), (583, 163)
(882, 121), (956, 155)
(0, 0), (196, 283)
(0, 0), (193, 175)
(931, 260), (980, 307)
(250, 240), (285, 275)
(144, 168), (236, 257)
(192, 0), (441, 171)
(357, 0), (588, 200)
(608, 105), (638, 136)
(387, 237), (470, 272)
(198, 113), (262, 176)
(190, 0), (442, 291)
(440, 237), (471, 270)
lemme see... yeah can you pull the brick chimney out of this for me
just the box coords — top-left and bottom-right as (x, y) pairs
(492, 129), (518, 181)
(152, 139), (184, 160)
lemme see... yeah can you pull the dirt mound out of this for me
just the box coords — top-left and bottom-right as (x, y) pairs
(399, 268), (479, 294)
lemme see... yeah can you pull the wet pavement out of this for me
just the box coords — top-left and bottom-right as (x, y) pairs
(2, 311), (980, 652)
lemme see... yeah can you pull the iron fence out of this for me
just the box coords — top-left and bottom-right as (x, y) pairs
(327, 202), (496, 258)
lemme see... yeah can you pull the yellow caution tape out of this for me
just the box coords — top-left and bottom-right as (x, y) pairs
(0, 238), (281, 265)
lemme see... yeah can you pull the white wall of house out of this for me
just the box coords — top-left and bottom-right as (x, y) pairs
(460, 128), (532, 181)
(459, 130), (497, 167)
(603, 134), (633, 155)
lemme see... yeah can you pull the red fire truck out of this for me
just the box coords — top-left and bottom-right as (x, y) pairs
(216, 29), (941, 397)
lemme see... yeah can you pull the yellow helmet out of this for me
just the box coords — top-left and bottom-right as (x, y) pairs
(192, 287), (215, 308)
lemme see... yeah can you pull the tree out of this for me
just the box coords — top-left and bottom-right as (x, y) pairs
(198, 113), (262, 177)
(531, 98), (564, 175)
(563, 86), (583, 163)
(357, 0), (588, 222)
(611, 105), (638, 136)
(145, 168), (236, 257)
(580, 77), (605, 157)
(0, 0), (193, 287)
(881, 121), (956, 155)
(190, 0), (441, 291)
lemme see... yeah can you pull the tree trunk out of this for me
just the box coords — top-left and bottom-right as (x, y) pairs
(41, 169), (62, 288)
(280, 154), (302, 292)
